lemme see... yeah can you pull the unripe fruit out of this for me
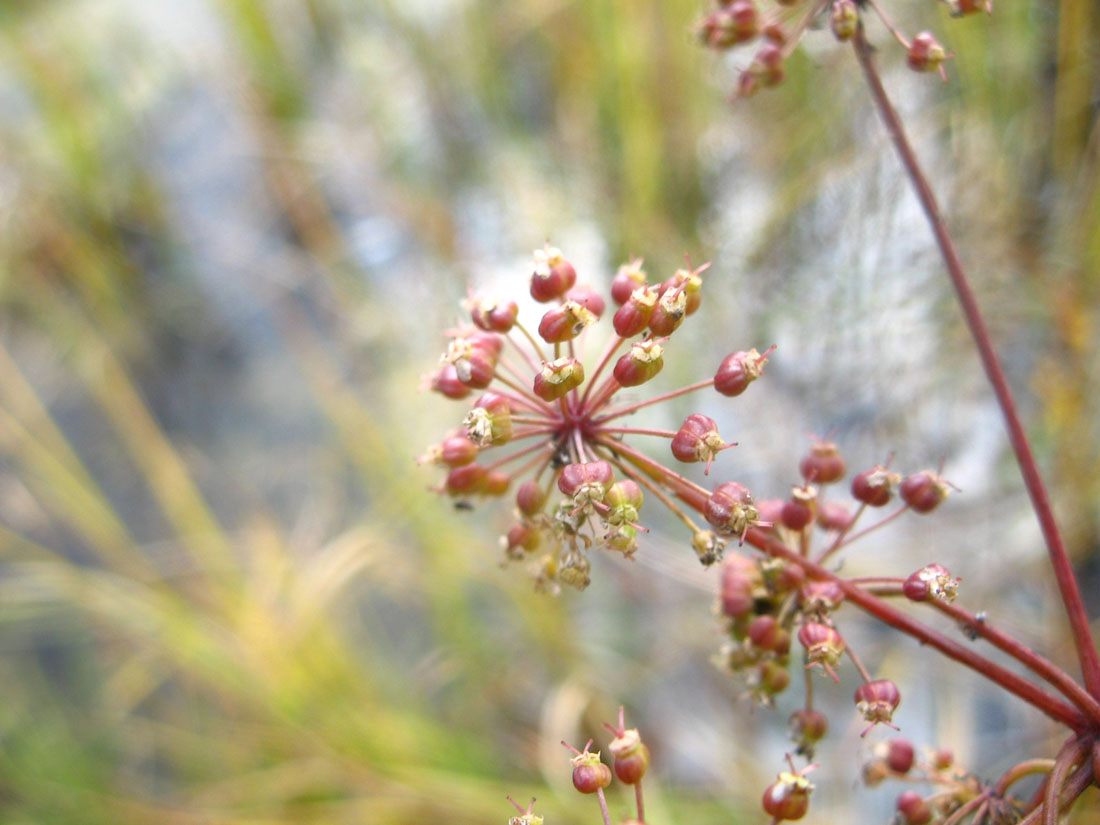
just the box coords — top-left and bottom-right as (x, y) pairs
(799, 441), (845, 483)
(851, 465), (899, 506)
(469, 297), (518, 333)
(714, 347), (771, 396)
(445, 463), (486, 495)
(613, 286), (658, 337)
(830, 0), (858, 41)
(900, 470), (950, 513)
(896, 790), (932, 825)
(429, 364), (471, 399)
(482, 470), (510, 496)
(530, 246), (577, 302)
(902, 563), (959, 602)
(789, 709), (828, 750)
(907, 31), (948, 74)
(781, 485), (816, 530)
(538, 300), (597, 344)
(885, 739), (915, 774)
(854, 679), (901, 731)
(816, 501), (854, 531)
(705, 481), (760, 538)
(750, 42), (785, 87)
(571, 761), (612, 794)
(762, 771), (813, 820)
(610, 259), (647, 305)
(671, 413), (730, 474)
(613, 339), (664, 387)
(648, 287), (688, 336)
(516, 481), (546, 516)
(533, 357), (584, 401)
(565, 284), (605, 319)
(608, 728), (651, 785)
(558, 461), (614, 502)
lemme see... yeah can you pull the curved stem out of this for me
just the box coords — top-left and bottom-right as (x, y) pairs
(851, 27), (1100, 698)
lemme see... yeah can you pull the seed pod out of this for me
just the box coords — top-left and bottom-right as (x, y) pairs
(900, 470), (950, 513)
(830, 0), (858, 40)
(788, 709), (828, 753)
(714, 347), (771, 396)
(902, 563), (960, 602)
(469, 297), (519, 333)
(885, 739), (915, 774)
(613, 339), (664, 387)
(445, 463), (487, 495)
(515, 481), (546, 516)
(854, 679), (901, 731)
(671, 413), (731, 474)
(607, 728), (651, 785)
(613, 286), (658, 337)
(533, 356), (584, 401)
(571, 760), (612, 794)
(538, 300), (597, 344)
(761, 770), (814, 820)
(557, 461), (614, 504)
(704, 481), (760, 538)
(851, 465), (899, 506)
(896, 790), (932, 825)
(750, 42), (785, 87)
(781, 485), (816, 531)
(648, 287), (688, 336)
(798, 621), (845, 680)
(799, 441), (846, 483)
(530, 246), (577, 302)
(565, 284), (606, 319)
(610, 259), (647, 305)
(428, 364), (471, 399)
(907, 32), (948, 74)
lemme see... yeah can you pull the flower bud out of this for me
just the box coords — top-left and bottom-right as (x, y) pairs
(704, 481), (760, 539)
(714, 347), (771, 396)
(900, 470), (950, 513)
(896, 790), (933, 825)
(851, 465), (900, 506)
(902, 563), (959, 602)
(533, 357), (585, 401)
(671, 413), (731, 474)
(854, 679), (901, 732)
(610, 258), (647, 305)
(799, 441), (845, 483)
(530, 246), (577, 302)
(612, 286), (658, 337)
(613, 339), (665, 387)
(830, 0), (858, 41)
(538, 300), (597, 344)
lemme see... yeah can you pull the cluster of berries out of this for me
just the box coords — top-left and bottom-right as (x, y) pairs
(420, 246), (774, 592)
(864, 739), (1029, 824)
(694, 0), (986, 96)
(713, 439), (963, 820)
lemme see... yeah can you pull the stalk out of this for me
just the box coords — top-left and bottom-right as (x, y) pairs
(851, 26), (1100, 698)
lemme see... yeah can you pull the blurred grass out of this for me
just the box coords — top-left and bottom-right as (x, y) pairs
(0, 0), (1095, 823)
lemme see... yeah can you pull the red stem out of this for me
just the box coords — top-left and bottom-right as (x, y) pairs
(851, 27), (1100, 698)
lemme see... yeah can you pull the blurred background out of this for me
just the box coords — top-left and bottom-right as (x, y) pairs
(0, 0), (1097, 823)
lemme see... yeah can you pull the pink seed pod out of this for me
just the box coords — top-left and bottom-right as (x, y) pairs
(533, 357), (584, 401)
(885, 738), (915, 774)
(900, 470), (951, 513)
(788, 709), (828, 752)
(902, 563), (960, 602)
(482, 470), (510, 497)
(896, 790), (933, 825)
(428, 364), (471, 399)
(605, 480), (644, 526)
(755, 497), (785, 526)
(565, 284), (605, 319)
(761, 768), (814, 821)
(800, 580), (845, 614)
(438, 435), (479, 466)
(571, 760), (611, 794)
(612, 285), (658, 337)
(749, 615), (790, 654)
(503, 523), (540, 557)
(613, 339), (665, 387)
(557, 460), (614, 503)
(468, 297), (518, 333)
(851, 465), (900, 506)
(749, 41), (785, 87)
(648, 287), (688, 336)
(727, 0), (759, 43)
(530, 246), (577, 302)
(798, 621), (845, 680)
(815, 501), (853, 531)
(756, 659), (791, 696)
(719, 553), (763, 618)
(704, 481), (760, 539)
(854, 679), (901, 733)
(671, 413), (731, 475)
(907, 31), (948, 74)
(714, 347), (771, 396)
(463, 392), (513, 446)
(610, 258), (647, 305)
(799, 441), (846, 483)
(658, 263), (708, 316)
(515, 480), (546, 516)
(781, 485), (816, 531)
(537, 300), (597, 344)
(445, 462), (487, 496)
(606, 721), (651, 785)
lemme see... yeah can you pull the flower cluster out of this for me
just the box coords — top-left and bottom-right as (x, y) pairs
(693, 0), (984, 97)
(421, 246), (774, 592)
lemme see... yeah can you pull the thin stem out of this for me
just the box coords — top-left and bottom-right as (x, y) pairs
(595, 436), (711, 501)
(492, 371), (555, 414)
(579, 334), (627, 407)
(993, 759), (1055, 797)
(852, 27), (1100, 698)
(634, 783), (645, 824)
(513, 320), (548, 364)
(597, 427), (677, 439)
(595, 787), (612, 825)
(593, 443), (702, 533)
(844, 642), (874, 683)
(927, 600), (1100, 724)
(594, 378), (714, 423)
(483, 440), (554, 473)
(816, 503), (908, 564)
